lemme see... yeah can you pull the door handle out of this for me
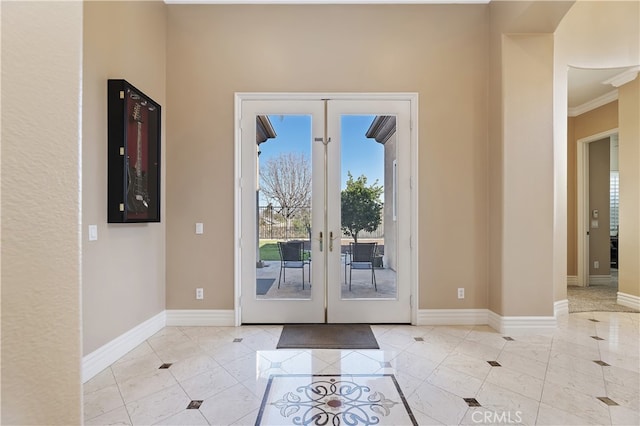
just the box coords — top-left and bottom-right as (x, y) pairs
(319, 231), (323, 252)
(329, 231), (337, 252)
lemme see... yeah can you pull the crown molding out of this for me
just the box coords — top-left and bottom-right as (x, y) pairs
(603, 66), (640, 88)
(568, 89), (618, 117)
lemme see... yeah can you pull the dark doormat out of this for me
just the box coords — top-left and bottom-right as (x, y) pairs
(256, 278), (275, 295)
(277, 324), (379, 349)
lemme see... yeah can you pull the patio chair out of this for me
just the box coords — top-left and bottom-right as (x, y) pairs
(345, 242), (377, 291)
(277, 241), (311, 289)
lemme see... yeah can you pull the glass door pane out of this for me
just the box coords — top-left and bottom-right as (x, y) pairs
(256, 115), (313, 300)
(339, 115), (397, 300)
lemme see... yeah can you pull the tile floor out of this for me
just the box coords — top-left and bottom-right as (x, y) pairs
(84, 311), (639, 425)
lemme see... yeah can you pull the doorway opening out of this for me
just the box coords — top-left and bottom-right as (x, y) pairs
(570, 131), (628, 312)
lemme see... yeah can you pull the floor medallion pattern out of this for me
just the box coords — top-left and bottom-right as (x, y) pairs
(256, 374), (417, 425)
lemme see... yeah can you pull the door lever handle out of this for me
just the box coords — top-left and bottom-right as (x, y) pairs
(329, 231), (337, 252)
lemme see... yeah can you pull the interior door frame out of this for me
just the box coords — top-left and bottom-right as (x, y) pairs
(233, 92), (419, 326)
(576, 128), (617, 287)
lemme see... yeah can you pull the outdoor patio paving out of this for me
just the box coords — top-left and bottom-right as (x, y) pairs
(255, 257), (397, 300)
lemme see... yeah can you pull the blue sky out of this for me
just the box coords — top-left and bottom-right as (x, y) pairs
(258, 114), (384, 204)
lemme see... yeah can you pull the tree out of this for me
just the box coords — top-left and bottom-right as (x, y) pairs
(260, 152), (311, 239)
(341, 172), (383, 243)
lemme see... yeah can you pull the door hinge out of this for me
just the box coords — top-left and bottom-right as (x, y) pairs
(410, 294), (413, 308)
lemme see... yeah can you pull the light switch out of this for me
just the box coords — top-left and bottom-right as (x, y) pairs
(195, 222), (204, 234)
(88, 225), (98, 241)
(591, 220), (599, 229)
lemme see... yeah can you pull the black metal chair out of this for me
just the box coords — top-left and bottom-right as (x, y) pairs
(345, 242), (377, 291)
(277, 241), (311, 289)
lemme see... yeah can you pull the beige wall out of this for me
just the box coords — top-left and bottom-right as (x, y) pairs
(567, 102), (618, 276)
(567, 116), (576, 275)
(554, 0), (639, 301)
(165, 4), (490, 310)
(588, 139), (611, 276)
(501, 34), (556, 317)
(487, 0), (573, 317)
(618, 76), (640, 298)
(1, 1), (82, 423)
(83, 1), (167, 354)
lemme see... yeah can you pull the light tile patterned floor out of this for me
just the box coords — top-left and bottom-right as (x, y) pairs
(84, 312), (640, 425)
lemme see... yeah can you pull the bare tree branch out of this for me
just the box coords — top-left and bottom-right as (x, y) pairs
(260, 153), (311, 237)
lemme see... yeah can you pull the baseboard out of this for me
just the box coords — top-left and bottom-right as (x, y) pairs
(82, 311), (166, 383)
(166, 309), (235, 326)
(417, 308), (558, 333)
(417, 309), (489, 326)
(589, 275), (612, 285)
(567, 275), (578, 286)
(488, 311), (557, 334)
(554, 299), (569, 317)
(617, 292), (640, 311)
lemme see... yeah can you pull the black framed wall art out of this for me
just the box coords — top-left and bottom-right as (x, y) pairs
(108, 79), (161, 223)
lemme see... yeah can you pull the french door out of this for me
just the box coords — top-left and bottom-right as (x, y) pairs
(236, 94), (416, 324)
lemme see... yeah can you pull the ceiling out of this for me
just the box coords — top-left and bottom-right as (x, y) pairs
(164, 0), (490, 3)
(568, 66), (640, 115)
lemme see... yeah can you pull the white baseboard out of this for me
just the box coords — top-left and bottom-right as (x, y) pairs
(82, 311), (166, 383)
(166, 309), (235, 326)
(567, 276), (578, 286)
(488, 310), (556, 334)
(417, 309), (489, 326)
(554, 299), (569, 317)
(589, 275), (612, 285)
(617, 292), (640, 311)
(418, 308), (558, 333)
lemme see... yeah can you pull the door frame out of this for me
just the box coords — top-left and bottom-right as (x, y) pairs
(576, 128), (617, 287)
(233, 92), (419, 325)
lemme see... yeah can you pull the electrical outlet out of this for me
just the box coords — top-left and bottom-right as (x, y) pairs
(457, 288), (464, 299)
(594, 261), (599, 269)
(196, 288), (204, 300)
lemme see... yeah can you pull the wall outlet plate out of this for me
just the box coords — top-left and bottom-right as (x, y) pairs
(457, 288), (464, 299)
(196, 288), (204, 300)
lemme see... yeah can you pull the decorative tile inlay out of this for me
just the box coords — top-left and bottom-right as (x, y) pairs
(591, 336), (605, 341)
(380, 361), (392, 368)
(256, 374), (417, 426)
(233, 338), (243, 342)
(271, 361), (282, 368)
(187, 400), (203, 409)
(487, 361), (501, 367)
(159, 363), (172, 369)
(503, 336), (515, 341)
(414, 337), (424, 342)
(464, 398), (481, 407)
(597, 397), (619, 406)
(588, 319), (600, 322)
(593, 360), (610, 366)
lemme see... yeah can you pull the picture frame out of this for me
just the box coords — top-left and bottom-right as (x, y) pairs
(107, 79), (161, 223)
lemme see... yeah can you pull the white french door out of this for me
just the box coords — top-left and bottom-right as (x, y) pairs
(236, 94), (416, 324)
